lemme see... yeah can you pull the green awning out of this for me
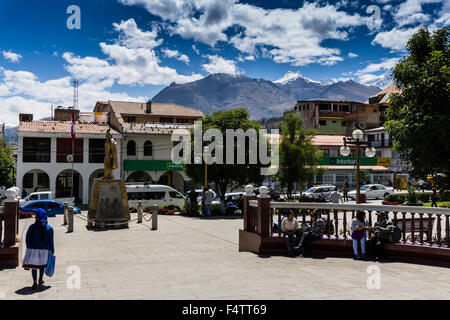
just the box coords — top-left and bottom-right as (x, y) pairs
(320, 157), (391, 166)
(124, 160), (184, 171)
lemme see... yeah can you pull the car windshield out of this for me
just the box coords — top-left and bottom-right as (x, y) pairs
(306, 188), (316, 193)
(361, 185), (370, 190)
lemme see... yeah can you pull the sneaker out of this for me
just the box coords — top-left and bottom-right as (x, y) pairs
(353, 255), (361, 260)
(31, 282), (37, 290)
(38, 280), (45, 286)
(361, 254), (367, 261)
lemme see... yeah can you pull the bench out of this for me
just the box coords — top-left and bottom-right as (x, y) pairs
(394, 217), (435, 241)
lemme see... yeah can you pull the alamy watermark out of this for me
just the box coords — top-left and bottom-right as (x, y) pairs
(366, 265), (381, 290)
(66, 265), (81, 290)
(171, 121), (279, 176)
(66, 5), (81, 30)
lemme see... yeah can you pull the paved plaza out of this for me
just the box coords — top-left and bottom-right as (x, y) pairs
(1, 211), (450, 300)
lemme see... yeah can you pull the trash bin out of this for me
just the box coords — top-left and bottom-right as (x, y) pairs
(360, 194), (367, 203)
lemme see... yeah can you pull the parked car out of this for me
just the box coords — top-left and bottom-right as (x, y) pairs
(20, 200), (81, 218)
(127, 184), (187, 212)
(348, 184), (394, 200)
(303, 185), (337, 199)
(19, 191), (74, 207)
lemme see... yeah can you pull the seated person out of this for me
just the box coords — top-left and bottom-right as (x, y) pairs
(368, 211), (392, 262)
(297, 209), (326, 257)
(281, 210), (300, 257)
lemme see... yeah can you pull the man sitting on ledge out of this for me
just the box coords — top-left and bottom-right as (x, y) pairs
(296, 209), (326, 257)
(281, 209), (300, 257)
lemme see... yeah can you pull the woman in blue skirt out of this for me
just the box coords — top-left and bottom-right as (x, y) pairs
(22, 209), (55, 289)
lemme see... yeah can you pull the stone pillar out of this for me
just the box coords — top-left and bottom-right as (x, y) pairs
(257, 194), (271, 237)
(4, 200), (18, 247)
(243, 193), (256, 231)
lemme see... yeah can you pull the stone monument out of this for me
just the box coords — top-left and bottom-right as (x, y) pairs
(88, 130), (130, 229)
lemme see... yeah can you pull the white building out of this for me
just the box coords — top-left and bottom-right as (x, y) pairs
(95, 100), (204, 192)
(16, 110), (122, 205)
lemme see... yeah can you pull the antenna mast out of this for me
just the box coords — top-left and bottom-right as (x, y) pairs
(72, 78), (79, 109)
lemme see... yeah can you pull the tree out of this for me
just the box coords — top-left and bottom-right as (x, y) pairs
(278, 113), (322, 196)
(385, 27), (450, 179)
(0, 138), (14, 188)
(184, 108), (266, 202)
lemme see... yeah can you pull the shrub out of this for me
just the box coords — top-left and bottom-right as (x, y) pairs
(439, 191), (450, 201)
(384, 194), (407, 203)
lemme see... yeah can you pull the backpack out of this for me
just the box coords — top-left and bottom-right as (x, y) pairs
(386, 225), (402, 243)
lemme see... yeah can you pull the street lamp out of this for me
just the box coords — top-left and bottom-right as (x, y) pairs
(340, 128), (376, 204)
(203, 146), (208, 188)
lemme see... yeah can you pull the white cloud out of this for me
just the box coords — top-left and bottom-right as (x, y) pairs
(162, 48), (190, 64)
(0, 68), (145, 126)
(192, 44), (200, 54)
(393, 0), (442, 27)
(119, 0), (368, 67)
(2, 51), (22, 63)
(202, 55), (240, 75)
(372, 27), (421, 51)
(348, 52), (359, 58)
(63, 18), (202, 86)
(353, 57), (400, 87)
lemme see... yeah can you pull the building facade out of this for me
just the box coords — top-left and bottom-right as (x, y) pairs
(16, 111), (122, 205)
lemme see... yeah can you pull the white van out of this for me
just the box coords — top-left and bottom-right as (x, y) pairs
(126, 184), (187, 212)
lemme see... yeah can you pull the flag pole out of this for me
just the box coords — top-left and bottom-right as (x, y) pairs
(71, 138), (74, 201)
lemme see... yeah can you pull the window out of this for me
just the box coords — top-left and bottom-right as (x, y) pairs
(319, 120), (326, 126)
(341, 121), (346, 127)
(89, 139), (105, 163)
(48, 202), (62, 209)
(127, 140), (136, 156)
(37, 173), (49, 189)
(332, 120), (337, 123)
(23, 138), (51, 163)
(23, 173), (34, 189)
(323, 149), (330, 156)
(144, 141), (153, 156)
(318, 104), (331, 111)
(29, 194), (39, 201)
(160, 117), (173, 123)
(125, 116), (136, 123)
(340, 105), (350, 112)
(169, 191), (184, 199)
(40, 193), (49, 200)
(57, 138), (83, 163)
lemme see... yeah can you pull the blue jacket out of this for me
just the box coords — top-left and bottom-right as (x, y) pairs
(26, 224), (55, 253)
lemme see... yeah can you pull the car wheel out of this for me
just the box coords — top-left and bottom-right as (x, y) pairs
(383, 193), (389, 198)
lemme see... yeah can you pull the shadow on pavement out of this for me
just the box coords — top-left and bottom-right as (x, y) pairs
(15, 285), (51, 295)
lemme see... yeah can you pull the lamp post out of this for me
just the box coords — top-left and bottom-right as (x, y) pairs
(339, 128), (376, 204)
(203, 146), (208, 188)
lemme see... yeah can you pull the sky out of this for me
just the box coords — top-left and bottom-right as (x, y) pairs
(0, 0), (448, 125)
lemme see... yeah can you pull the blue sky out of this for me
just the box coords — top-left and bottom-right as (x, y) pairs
(0, 0), (448, 125)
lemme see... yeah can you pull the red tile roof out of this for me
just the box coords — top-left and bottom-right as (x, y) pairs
(18, 121), (118, 135)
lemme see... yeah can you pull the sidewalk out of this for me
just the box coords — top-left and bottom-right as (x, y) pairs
(1, 213), (450, 300)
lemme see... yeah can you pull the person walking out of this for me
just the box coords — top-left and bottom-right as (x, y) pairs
(203, 187), (214, 217)
(351, 211), (368, 260)
(281, 210), (300, 257)
(343, 180), (349, 202)
(22, 209), (55, 290)
(328, 188), (344, 204)
(431, 188), (438, 207)
(188, 187), (198, 216)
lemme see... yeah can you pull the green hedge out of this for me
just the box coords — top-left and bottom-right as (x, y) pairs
(384, 193), (430, 203)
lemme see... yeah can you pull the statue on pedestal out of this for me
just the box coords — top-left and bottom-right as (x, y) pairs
(103, 130), (118, 180)
(88, 128), (130, 229)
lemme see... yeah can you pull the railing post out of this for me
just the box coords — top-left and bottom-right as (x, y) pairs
(334, 209), (339, 238)
(4, 199), (18, 247)
(411, 212), (415, 243)
(419, 213), (424, 244)
(243, 191), (256, 232)
(68, 206), (74, 233)
(326, 210), (331, 239)
(137, 200), (143, 224)
(445, 215), (450, 248)
(436, 214), (442, 246)
(63, 202), (68, 226)
(152, 204), (158, 230)
(402, 212), (406, 243)
(257, 192), (271, 237)
(427, 213), (433, 245)
(343, 210), (347, 239)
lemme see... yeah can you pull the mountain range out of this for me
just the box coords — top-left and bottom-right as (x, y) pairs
(152, 72), (382, 119)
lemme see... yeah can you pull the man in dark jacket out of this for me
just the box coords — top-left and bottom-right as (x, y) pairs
(296, 209), (326, 257)
(368, 211), (392, 262)
(188, 187), (198, 216)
